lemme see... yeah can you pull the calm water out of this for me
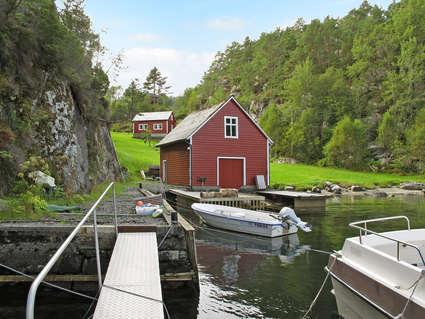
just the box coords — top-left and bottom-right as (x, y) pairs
(1, 195), (424, 318)
(180, 195), (425, 319)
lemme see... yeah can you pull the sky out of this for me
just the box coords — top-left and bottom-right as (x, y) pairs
(85, 0), (394, 96)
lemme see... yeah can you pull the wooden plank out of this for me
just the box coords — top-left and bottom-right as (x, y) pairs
(117, 225), (157, 233)
(0, 273), (195, 283)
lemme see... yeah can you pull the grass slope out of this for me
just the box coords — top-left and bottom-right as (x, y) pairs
(110, 131), (424, 189)
(111, 132), (160, 179)
(270, 163), (425, 189)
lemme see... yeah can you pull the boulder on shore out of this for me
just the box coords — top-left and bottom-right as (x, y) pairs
(373, 191), (388, 198)
(351, 185), (365, 192)
(311, 186), (322, 193)
(400, 182), (425, 190)
(331, 184), (342, 194)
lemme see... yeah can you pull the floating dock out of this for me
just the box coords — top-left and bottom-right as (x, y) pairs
(93, 231), (164, 319)
(257, 190), (327, 211)
(167, 188), (266, 211)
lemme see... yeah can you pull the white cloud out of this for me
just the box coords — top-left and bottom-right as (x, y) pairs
(128, 33), (160, 42)
(111, 47), (215, 96)
(207, 17), (246, 31)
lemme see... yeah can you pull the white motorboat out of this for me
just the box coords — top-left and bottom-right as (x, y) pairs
(191, 203), (311, 238)
(328, 216), (425, 319)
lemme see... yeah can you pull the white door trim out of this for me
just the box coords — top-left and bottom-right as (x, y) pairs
(267, 140), (270, 186)
(216, 156), (246, 187)
(162, 160), (167, 182)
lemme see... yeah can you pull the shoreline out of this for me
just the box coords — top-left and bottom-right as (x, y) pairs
(324, 187), (424, 198)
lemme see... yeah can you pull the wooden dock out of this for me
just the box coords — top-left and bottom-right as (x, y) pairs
(93, 231), (164, 319)
(257, 190), (328, 211)
(168, 188), (266, 211)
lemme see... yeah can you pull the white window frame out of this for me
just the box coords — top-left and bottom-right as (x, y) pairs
(216, 156), (246, 187)
(153, 123), (163, 130)
(138, 123), (148, 131)
(224, 116), (238, 139)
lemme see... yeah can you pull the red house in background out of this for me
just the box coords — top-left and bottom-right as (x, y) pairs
(132, 111), (175, 138)
(157, 96), (273, 189)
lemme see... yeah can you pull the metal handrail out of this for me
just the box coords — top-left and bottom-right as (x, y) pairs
(26, 182), (118, 319)
(349, 215), (425, 266)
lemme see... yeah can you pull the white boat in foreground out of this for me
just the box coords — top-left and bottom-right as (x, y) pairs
(328, 216), (425, 319)
(191, 203), (311, 238)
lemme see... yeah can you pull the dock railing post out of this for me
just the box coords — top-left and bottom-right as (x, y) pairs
(113, 184), (118, 236)
(93, 208), (103, 290)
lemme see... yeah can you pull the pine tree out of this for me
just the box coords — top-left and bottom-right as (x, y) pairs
(143, 67), (170, 104)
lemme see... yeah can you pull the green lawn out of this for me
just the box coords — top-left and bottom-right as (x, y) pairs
(270, 162), (425, 189)
(111, 132), (424, 189)
(111, 132), (160, 179)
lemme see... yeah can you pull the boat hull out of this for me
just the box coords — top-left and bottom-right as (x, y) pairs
(193, 206), (298, 238)
(328, 255), (425, 319)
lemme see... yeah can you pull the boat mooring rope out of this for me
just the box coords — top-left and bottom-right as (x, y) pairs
(158, 224), (175, 249)
(301, 249), (340, 319)
(0, 261), (97, 301)
(102, 284), (171, 319)
(81, 287), (102, 319)
(395, 270), (425, 319)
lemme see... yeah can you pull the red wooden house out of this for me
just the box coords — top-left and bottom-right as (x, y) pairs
(132, 111), (175, 138)
(157, 96), (272, 189)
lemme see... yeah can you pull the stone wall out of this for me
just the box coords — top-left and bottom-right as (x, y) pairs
(0, 224), (192, 277)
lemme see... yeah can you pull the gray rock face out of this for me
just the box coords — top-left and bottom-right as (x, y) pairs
(1, 78), (121, 194)
(400, 182), (425, 190)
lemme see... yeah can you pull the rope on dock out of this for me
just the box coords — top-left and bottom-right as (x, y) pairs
(0, 262), (97, 301)
(102, 284), (171, 319)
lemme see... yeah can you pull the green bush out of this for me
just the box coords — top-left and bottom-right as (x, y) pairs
(20, 191), (48, 214)
(111, 121), (133, 132)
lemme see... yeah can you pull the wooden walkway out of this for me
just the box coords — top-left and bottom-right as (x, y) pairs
(93, 232), (164, 319)
(258, 190), (328, 211)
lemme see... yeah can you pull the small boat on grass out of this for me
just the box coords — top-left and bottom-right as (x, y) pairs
(191, 203), (311, 238)
(328, 216), (425, 319)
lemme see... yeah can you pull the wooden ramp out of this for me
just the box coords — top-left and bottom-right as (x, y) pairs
(93, 232), (164, 319)
(258, 190), (328, 211)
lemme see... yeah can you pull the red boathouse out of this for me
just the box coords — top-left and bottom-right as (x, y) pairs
(157, 96), (273, 189)
(132, 111), (175, 138)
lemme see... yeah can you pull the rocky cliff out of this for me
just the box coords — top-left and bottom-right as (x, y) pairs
(0, 76), (121, 195)
(0, 0), (121, 195)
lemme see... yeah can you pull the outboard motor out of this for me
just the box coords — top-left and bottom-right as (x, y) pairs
(279, 207), (312, 232)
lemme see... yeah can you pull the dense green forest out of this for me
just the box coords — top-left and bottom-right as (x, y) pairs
(169, 0), (424, 173)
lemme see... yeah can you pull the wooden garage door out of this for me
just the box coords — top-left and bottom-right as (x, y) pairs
(218, 158), (244, 189)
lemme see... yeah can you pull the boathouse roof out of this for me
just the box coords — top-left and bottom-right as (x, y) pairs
(156, 96), (272, 147)
(132, 111), (173, 122)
